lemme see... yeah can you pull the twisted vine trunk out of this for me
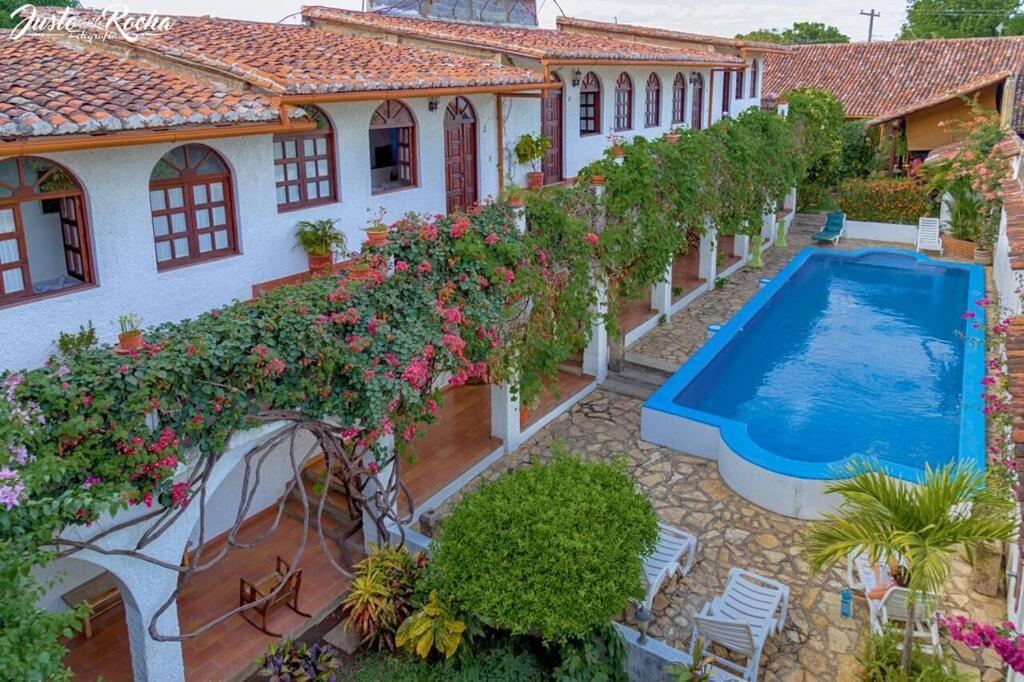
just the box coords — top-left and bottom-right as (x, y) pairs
(901, 597), (916, 675)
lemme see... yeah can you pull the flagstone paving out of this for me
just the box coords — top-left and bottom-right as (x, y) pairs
(423, 225), (1005, 680)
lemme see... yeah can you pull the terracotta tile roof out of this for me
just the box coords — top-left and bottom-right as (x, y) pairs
(1004, 173), (1024, 270)
(0, 33), (287, 139)
(301, 6), (744, 65)
(1007, 317), (1024, 457)
(763, 38), (1024, 125)
(865, 70), (1013, 126)
(22, 10), (546, 95)
(554, 16), (790, 54)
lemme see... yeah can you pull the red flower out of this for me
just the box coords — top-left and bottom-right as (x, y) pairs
(584, 232), (599, 246)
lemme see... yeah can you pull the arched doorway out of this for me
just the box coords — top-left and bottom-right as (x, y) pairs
(541, 74), (563, 185)
(443, 97), (477, 213)
(690, 72), (704, 130)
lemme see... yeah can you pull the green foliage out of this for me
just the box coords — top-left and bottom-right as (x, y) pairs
(0, 0), (80, 28)
(900, 0), (1022, 39)
(943, 180), (985, 241)
(430, 451), (658, 640)
(356, 642), (546, 681)
(341, 545), (427, 650)
(736, 22), (850, 44)
(117, 313), (141, 334)
(55, 322), (98, 360)
(804, 460), (1015, 674)
(550, 622), (627, 682)
(0, 569), (84, 682)
(514, 133), (553, 172)
(396, 590), (467, 660)
(668, 637), (715, 681)
(294, 218), (346, 256)
(785, 88), (845, 209)
(839, 120), (881, 180)
(836, 177), (936, 223)
(257, 637), (338, 681)
(858, 626), (965, 681)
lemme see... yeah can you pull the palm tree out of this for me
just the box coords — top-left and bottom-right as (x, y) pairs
(804, 460), (1015, 675)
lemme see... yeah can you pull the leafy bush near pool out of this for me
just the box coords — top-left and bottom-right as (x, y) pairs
(857, 626), (963, 681)
(836, 178), (936, 224)
(430, 453), (658, 640)
(355, 642), (546, 681)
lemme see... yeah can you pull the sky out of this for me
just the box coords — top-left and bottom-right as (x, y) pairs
(83, 0), (909, 42)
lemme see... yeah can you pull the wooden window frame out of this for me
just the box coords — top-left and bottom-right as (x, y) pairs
(671, 73), (686, 125)
(735, 68), (745, 100)
(749, 60), (758, 99)
(614, 72), (633, 132)
(690, 72), (704, 130)
(579, 72), (601, 136)
(369, 100), (418, 195)
(722, 70), (732, 116)
(274, 106), (337, 212)
(645, 73), (661, 128)
(0, 157), (95, 308)
(149, 144), (238, 272)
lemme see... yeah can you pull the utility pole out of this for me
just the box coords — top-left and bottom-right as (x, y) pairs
(860, 9), (880, 42)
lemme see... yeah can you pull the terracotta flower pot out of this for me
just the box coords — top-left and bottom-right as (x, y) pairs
(307, 253), (333, 273)
(526, 171), (544, 192)
(117, 330), (143, 352)
(941, 234), (975, 260)
(364, 228), (389, 246)
(665, 134), (681, 143)
(973, 246), (993, 265)
(612, 146), (625, 158)
(507, 195), (525, 208)
(590, 175), (606, 186)
(347, 263), (372, 281)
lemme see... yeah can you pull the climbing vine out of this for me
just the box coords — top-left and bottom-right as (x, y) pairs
(0, 95), (827, 677)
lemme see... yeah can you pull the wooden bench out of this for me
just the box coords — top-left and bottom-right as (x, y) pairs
(62, 573), (122, 639)
(239, 556), (310, 636)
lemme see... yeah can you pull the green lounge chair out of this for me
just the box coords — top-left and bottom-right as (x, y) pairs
(811, 212), (846, 245)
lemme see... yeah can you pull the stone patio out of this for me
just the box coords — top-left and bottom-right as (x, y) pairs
(423, 223), (1006, 680)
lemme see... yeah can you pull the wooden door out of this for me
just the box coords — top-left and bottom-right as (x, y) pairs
(691, 73), (704, 130)
(541, 75), (563, 185)
(59, 196), (88, 281)
(444, 97), (477, 214)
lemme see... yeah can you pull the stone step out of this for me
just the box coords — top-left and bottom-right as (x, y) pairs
(599, 376), (657, 401)
(623, 352), (677, 376)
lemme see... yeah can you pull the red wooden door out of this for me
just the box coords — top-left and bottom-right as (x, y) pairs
(444, 97), (477, 214)
(59, 196), (88, 281)
(541, 75), (563, 185)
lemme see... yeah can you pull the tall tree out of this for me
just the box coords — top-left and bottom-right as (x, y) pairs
(1, 0), (80, 29)
(736, 21), (850, 44)
(900, 0), (1024, 38)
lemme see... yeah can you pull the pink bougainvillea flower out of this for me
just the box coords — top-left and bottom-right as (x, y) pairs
(962, 311), (976, 320)
(584, 232), (599, 246)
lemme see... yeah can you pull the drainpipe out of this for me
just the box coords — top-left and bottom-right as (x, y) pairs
(496, 93), (505, 190)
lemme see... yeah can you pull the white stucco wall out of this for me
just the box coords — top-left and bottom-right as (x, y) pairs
(0, 93), (538, 371)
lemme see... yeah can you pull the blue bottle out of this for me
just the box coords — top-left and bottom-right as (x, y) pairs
(840, 588), (852, 618)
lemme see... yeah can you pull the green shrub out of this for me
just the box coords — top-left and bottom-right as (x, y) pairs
(356, 643), (545, 681)
(836, 178), (936, 224)
(857, 626), (965, 681)
(430, 452), (658, 640)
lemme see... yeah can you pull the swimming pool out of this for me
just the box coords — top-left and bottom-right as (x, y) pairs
(641, 248), (986, 519)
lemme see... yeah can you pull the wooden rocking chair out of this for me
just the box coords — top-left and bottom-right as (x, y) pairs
(239, 556), (311, 636)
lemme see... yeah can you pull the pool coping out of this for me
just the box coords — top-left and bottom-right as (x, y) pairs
(641, 247), (986, 512)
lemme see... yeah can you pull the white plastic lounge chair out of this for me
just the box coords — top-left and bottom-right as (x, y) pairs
(641, 522), (698, 610)
(688, 568), (790, 681)
(916, 217), (943, 254)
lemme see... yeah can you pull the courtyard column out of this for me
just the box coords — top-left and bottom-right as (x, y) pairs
(490, 381), (521, 450)
(362, 434), (397, 549)
(650, 259), (673, 316)
(120, 564), (185, 682)
(699, 218), (717, 284)
(584, 177), (610, 381)
(761, 211), (775, 249)
(734, 234), (750, 260)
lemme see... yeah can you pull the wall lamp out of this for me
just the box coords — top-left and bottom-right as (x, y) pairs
(428, 97), (440, 112)
(571, 69), (582, 87)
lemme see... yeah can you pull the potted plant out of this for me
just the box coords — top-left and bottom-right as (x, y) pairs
(346, 256), (372, 281)
(665, 128), (683, 144)
(514, 133), (552, 191)
(117, 313), (143, 353)
(506, 187), (525, 208)
(608, 133), (626, 160)
(295, 219), (345, 273)
(363, 207), (390, 246)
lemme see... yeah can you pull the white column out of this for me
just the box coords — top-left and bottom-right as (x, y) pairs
(699, 220), (717, 283)
(734, 234), (750, 259)
(650, 261), (673, 315)
(120, 566), (185, 682)
(761, 212), (774, 248)
(490, 382), (520, 449)
(362, 434), (396, 550)
(583, 280), (609, 383)
(784, 186), (797, 213)
(510, 202), (526, 234)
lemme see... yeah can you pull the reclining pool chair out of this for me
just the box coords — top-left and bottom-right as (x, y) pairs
(689, 568), (789, 681)
(811, 211), (846, 245)
(915, 217), (943, 254)
(641, 522), (698, 610)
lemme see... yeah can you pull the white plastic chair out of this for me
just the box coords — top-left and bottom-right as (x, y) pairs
(869, 587), (942, 655)
(641, 522), (698, 610)
(916, 217), (943, 254)
(688, 568), (790, 681)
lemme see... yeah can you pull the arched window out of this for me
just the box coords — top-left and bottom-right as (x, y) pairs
(149, 144), (236, 269)
(749, 59), (759, 99)
(672, 73), (686, 125)
(690, 72), (704, 130)
(369, 100), (417, 194)
(0, 156), (92, 304)
(274, 105), (336, 211)
(579, 71), (601, 136)
(645, 73), (661, 128)
(614, 72), (633, 131)
(735, 67), (745, 100)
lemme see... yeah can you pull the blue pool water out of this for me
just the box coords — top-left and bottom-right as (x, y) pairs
(657, 248), (986, 479)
